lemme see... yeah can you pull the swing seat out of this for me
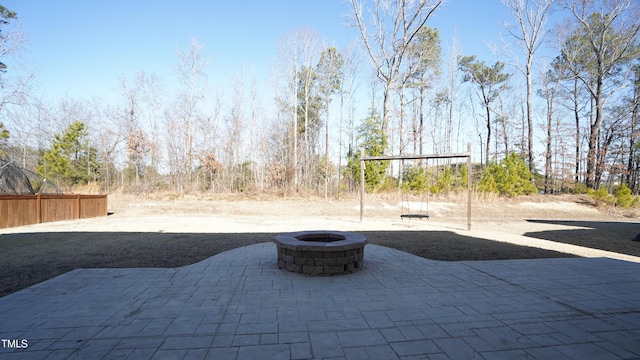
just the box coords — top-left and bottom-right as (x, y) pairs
(400, 213), (430, 219)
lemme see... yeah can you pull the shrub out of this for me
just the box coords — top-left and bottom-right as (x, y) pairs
(380, 175), (399, 192)
(587, 187), (617, 206)
(478, 153), (537, 197)
(573, 182), (588, 194)
(457, 163), (469, 189)
(615, 184), (638, 208)
(402, 163), (468, 195)
(432, 166), (454, 194)
(401, 165), (427, 193)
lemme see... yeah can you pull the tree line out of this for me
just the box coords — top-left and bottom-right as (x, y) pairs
(0, 1), (639, 198)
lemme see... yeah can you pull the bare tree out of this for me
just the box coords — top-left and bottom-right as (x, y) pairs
(246, 73), (268, 192)
(428, 91), (448, 154)
(112, 73), (165, 189)
(405, 26), (442, 155)
(273, 28), (322, 190)
(493, 95), (520, 157)
(501, 0), (554, 173)
(550, 29), (590, 184)
(626, 65), (640, 191)
(164, 110), (188, 191)
(117, 75), (145, 185)
(445, 34), (462, 152)
(559, 0), (640, 188)
(459, 56), (511, 165)
(297, 63), (320, 188)
(134, 72), (164, 173)
(194, 89), (222, 192)
(0, 6), (28, 115)
(337, 44), (361, 192)
(539, 66), (563, 193)
(94, 107), (126, 191)
(267, 97), (294, 194)
(175, 38), (210, 188)
(3, 99), (45, 168)
(317, 47), (343, 198)
(0, 4), (35, 159)
(348, 0), (446, 139)
(222, 67), (249, 192)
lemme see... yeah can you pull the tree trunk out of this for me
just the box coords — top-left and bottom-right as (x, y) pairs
(544, 98), (553, 194)
(586, 76), (604, 189)
(324, 97), (330, 199)
(304, 75), (310, 189)
(627, 72), (639, 192)
(500, 113), (509, 156)
(595, 130), (615, 189)
(419, 87), (425, 156)
(627, 107), (637, 190)
(293, 71), (298, 190)
(485, 102), (491, 165)
(399, 85), (405, 155)
(337, 91), (344, 195)
(382, 83), (392, 143)
(573, 79), (581, 184)
(526, 60), (534, 173)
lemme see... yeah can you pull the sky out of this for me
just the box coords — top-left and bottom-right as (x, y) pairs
(4, 0), (515, 103)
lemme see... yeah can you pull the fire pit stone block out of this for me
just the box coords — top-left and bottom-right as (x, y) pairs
(273, 230), (367, 275)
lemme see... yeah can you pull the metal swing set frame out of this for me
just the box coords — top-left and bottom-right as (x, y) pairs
(358, 143), (472, 231)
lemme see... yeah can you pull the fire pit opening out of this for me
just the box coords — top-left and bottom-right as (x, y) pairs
(273, 231), (367, 276)
(294, 233), (345, 242)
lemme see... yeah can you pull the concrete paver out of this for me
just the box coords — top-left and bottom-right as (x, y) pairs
(1, 242), (639, 359)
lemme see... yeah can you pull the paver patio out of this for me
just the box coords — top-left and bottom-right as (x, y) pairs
(0, 242), (639, 359)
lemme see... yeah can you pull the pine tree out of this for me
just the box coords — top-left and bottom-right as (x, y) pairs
(347, 107), (389, 192)
(38, 121), (100, 185)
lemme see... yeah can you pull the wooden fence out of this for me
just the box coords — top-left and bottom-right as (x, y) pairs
(0, 194), (108, 229)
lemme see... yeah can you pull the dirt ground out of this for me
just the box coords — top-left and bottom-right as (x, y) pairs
(1, 192), (639, 297)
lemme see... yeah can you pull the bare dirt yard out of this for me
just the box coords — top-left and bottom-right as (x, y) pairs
(1, 192), (639, 297)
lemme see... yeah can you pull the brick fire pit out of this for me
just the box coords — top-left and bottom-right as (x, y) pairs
(273, 231), (367, 275)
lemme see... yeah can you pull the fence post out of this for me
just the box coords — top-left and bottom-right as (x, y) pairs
(76, 194), (81, 219)
(36, 193), (42, 223)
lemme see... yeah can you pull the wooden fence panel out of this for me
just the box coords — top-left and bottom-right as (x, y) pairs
(0, 196), (38, 228)
(79, 195), (108, 218)
(40, 195), (77, 223)
(0, 194), (108, 229)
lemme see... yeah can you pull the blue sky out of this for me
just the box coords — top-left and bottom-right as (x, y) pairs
(5, 0), (513, 102)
